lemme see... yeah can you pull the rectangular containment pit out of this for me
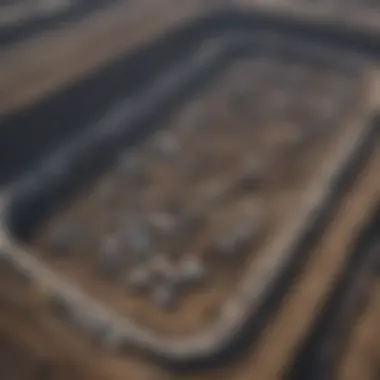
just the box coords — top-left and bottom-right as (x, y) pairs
(0, 29), (379, 365)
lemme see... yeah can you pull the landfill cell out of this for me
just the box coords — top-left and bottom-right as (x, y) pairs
(0, 34), (379, 364)
(0, 0), (379, 376)
(29, 49), (366, 327)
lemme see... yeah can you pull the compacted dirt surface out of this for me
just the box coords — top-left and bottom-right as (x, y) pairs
(0, 0), (212, 116)
(1, 1), (380, 380)
(337, 277), (380, 380)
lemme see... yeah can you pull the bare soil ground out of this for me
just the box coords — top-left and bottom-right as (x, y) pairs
(2, 0), (379, 118)
(337, 278), (380, 380)
(0, 0), (211, 116)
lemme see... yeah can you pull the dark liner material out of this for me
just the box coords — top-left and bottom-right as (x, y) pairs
(0, 0), (118, 47)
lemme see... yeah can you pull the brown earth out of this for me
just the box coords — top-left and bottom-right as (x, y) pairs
(2, 0), (380, 118)
(337, 277), (380, 380)
(0, 0), (213, 116)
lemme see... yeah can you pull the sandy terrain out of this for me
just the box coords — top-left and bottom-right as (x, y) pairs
(337, 278), (380, 380)
(0, 0), (213, 116)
